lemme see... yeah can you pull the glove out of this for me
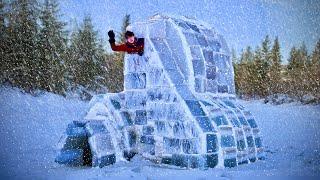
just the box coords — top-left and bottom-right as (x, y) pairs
(108, 30), (115, 39)
(108, 30), (115, 43)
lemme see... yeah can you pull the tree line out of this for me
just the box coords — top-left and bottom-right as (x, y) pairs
(0, 0), (126, 98)
(1, 0), (319, 102)
(233, 36), (320, 102)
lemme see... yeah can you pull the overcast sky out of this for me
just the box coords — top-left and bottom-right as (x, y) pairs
(60, 0), (320, 63)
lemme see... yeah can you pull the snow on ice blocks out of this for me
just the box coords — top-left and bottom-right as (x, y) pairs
(55, 120), (117, 167)
(55, 14), (264, 169)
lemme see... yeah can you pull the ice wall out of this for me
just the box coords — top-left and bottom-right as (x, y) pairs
(55, 14), (264, 169)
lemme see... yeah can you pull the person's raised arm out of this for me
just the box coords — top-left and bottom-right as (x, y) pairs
(108, 30), (127, 52)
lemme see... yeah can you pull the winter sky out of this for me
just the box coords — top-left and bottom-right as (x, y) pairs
(60, 0), (320, 63)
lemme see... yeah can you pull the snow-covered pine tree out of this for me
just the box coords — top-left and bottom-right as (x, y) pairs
(298, 43), (309, 97)
(65, 24), (80, 92)
(38, 0), (68, 95)
(235, 46), (255, 97)
(252, 46), (264, 97)
(0, 0), (4, 34)
(311, 40), (320, 67)
(6, 0), (40, 92)
(299, 42), (315, 98)
(0, 0), (7, 83)
(243, 46), (256, 96)
(287, 47), (299, 70)
(299, 43), (308, 67)
(260, 35), (271, 96)
(287, 43), (309, 98)
(235, 49), (244, 95)
(310, 40), (320, 98)
(65, 15), (106, 96)
(269, 37), (282, 94)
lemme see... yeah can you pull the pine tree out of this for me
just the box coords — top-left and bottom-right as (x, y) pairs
(298, 42), (309, 95)
(269, 37), (282, 93)
(6, 0), (40, 92)
(261, 35), (271, 95)
(234, 36), (270, 98)
(0, 0), (4, 31)
(311, 40), (320, 66)
(299, 42), (308, 67)
(261, 35), (271, 65)
(287, 46), (304, 97)
(287, 47), (299, 70)
(310, 39), (320, 98)
(0, 0), (7, 83)
(65, 29), (80, 91)
(234, 49), (246, 96)
(243, 46), (255, 96)
(235, 46), (255, 97)
(38, 0), (67, 94)
(240, 46), (254, 63)
(252, 46), (265, 97)
(66, 15), (107, 93)
(310, 40), (320, 98)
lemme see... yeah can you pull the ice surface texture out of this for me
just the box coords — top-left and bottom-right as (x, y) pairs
(56, 14), (263, 169)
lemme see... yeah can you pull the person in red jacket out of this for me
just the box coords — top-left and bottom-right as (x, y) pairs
(108, 30), (144, 56)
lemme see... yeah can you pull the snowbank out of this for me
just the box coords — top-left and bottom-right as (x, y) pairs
(0, 87), (319, 179)
(264, 93), (319, 105)
(0, 86), (88, 179)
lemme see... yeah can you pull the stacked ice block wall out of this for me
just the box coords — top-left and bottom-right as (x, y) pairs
(55, 14), (264, 169)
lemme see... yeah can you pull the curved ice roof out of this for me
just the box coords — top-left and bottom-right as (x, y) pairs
(128, 14), (235, 95)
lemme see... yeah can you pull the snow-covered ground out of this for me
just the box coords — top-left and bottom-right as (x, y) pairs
(0, 87), (319, 180)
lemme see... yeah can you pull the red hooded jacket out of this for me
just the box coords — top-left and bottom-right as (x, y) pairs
(110, 38), (144, 55)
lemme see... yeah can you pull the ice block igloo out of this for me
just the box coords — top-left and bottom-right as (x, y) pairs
(55, 14), (264, 169)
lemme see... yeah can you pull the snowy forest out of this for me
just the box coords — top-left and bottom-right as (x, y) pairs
(0, 0), (126, 99)
(233, 36), (320, 103)
(1, 0), (319, 103)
